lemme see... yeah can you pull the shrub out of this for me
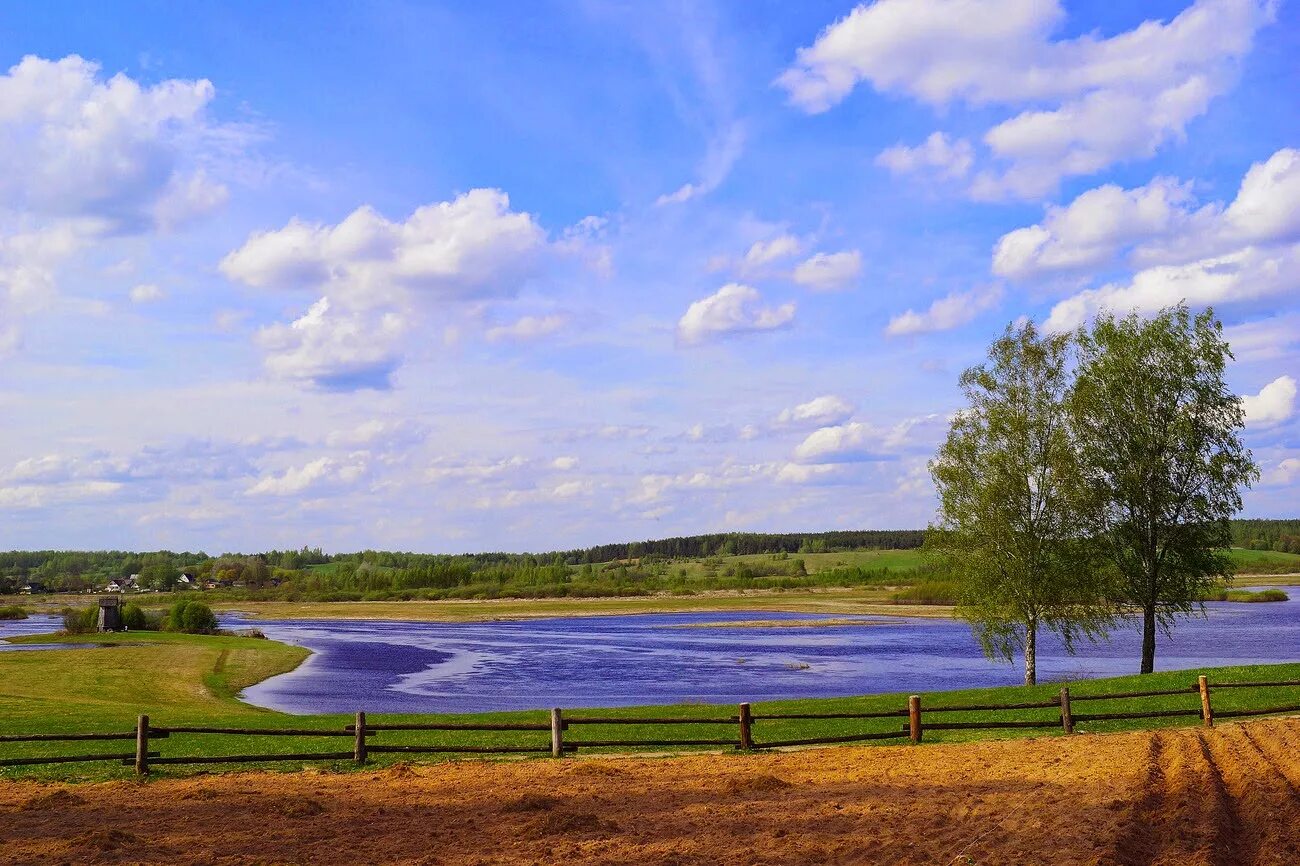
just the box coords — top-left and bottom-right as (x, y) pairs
(180, 601), (218, 634)
(121, 603), (148, 631)
(167, 600), (192, 631)
(0, 605), (28, 621)
(61, 606), (98, 634)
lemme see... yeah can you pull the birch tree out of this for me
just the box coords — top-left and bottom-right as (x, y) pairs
(929, 321), (1110, 685)
(1070, 305), (1257, 674)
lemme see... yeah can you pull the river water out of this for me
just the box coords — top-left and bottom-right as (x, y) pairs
(220, 589), (1300, 714)
(5, 594), (1298, 714)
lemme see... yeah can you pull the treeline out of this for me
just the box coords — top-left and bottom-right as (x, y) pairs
(552, 530), (926, 562)
(1232, 520), (1300, 554)
(0, 522), (1289, 598)
(0, 531), (924, 594)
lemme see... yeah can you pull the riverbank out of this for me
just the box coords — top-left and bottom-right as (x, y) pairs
(3, 717), (1300, 864)
(210, 589), (957, 623)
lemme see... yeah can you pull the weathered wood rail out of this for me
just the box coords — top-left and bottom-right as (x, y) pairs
(4, 674), (1299, 775)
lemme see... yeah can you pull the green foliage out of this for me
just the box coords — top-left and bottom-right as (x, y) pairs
(60, 606), (98, 634)
(167, 600), (217, 634)
(1071, 305), (1258, 673)
(121, 603), (148, 630)
(181, 602), (218, 634)
(1231, 519), (1300, 554)
(930, 321), (1112, 685)
(166, 600), (189, 631)
(139, 558), (179, 591)
(0, 605), (27, 620)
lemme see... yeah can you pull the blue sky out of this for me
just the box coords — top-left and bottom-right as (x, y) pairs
(1, 0), (1297, 553)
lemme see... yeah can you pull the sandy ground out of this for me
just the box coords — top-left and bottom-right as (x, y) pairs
(3, 718), (1300, 865)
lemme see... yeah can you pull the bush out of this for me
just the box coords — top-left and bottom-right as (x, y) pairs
(61, 606), (98, 634)
(180, 601), (218, 634)
(166, 599), (192, 631)
(121, 603), (148, 630)
(0, 605), (28, 621)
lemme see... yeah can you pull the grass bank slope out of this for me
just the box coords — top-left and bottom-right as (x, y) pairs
(0, 632), (307, 731)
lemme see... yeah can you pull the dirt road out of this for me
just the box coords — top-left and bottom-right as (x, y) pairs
(3, 718), (1300, 865)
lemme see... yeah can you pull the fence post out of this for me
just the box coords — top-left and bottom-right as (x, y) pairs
(1059, 687), (1074, 734)
(135, 714), (150, 776)
(551, 708), (564, 758)
(738, 702), (753, 750)
(354, 711), (368, 765)
(908, 695), (922, 744)
(1198, 675), (1214, 728)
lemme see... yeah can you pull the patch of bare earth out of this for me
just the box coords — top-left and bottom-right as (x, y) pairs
(3, 719), (1300, 865)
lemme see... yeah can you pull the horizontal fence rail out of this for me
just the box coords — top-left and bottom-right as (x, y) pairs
(3, 675), (1300, 774)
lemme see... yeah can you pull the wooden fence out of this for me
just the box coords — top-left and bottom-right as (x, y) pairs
(5, 674), (1300, 775)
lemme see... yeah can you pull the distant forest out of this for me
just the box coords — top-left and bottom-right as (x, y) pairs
(1, 522), (1294, 599)
(0, 529), (922, 595)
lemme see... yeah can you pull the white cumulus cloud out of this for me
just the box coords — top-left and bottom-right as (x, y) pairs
(779, 0), (1277, 197)
(221, 189), (545, 304)
(225, 189), (550, 389)
(676, 283), (796, 345)
(1044, 244), (1298, 332)
(246, 455), (368, 497)
(776, 395), (856, 427)
(255, 297), (405, 391)
(999, 148), (1300, 283)
(794, 422), (886, 463)
(1242, 376), (1297, 427)
(0, 55), (239, 353)
(742, 234), (803, 270)
(886, 285), (1002, 336)
(0, 54), (230, 232)
(993, 177), (1194, 280)
(1265, 457), (1300, 486)
(876, 132), (974, 180)
(792, 250), (862, 292)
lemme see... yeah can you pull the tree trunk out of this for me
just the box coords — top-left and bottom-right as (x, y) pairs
(1024, 620), (1037, 686)
(1140, 603), (1157, 674)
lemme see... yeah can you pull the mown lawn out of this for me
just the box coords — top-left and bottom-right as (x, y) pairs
(3, 629), (1300, 782)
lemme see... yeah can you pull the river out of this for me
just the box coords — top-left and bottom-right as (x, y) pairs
(4, 593), (1299, 714)
(224, 589), (1300, 714)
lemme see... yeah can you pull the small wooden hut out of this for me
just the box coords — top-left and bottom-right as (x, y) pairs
(97, 596), (124, 632)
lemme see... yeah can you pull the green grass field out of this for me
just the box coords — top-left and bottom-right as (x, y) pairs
(1225, 547), (1300, 574)
(3, 629), (1300, 782)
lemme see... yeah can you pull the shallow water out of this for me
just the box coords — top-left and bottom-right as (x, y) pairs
(0, 615), (64, 646)
(224, 588), (1300, 714)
